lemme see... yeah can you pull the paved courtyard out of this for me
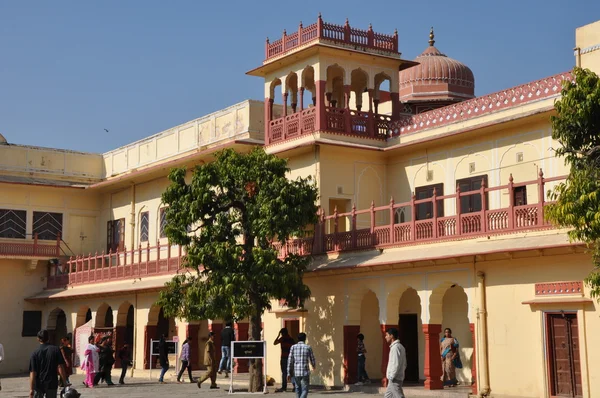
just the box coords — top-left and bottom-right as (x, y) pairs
(0, 372), (472, 398)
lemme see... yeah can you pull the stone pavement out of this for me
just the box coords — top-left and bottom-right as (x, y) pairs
(0, 372), (472, 398)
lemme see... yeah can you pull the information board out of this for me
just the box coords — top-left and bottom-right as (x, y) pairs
(232, 341), (265, 359)
(151, 340), (177, 355)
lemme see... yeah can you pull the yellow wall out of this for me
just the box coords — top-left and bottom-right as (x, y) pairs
(576, 20), (600, 74)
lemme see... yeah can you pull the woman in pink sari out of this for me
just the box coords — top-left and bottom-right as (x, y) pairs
(81, 335), (99, 388)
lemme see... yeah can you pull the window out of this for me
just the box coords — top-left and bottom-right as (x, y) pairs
(514, 186), (527, 206)
(22, 311), (42, 337)
(32, 212), (63, 240)
(107, 218), (125, 252)
(159, 208), (168, 238)
(415, 183), (444, 220)
(457, 175), (488, 214)
(140, 212), (149, 242)
(0, 209), (26, 239)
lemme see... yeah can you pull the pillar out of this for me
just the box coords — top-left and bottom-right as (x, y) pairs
(423, 324), (443, 389)
(187, 324), (201, 370)
(316, 80), (327, 131)
(390, 92), (400, 118)
(235, 322), (250, 373)
(114, 326), (127, 368)
(343, 325), (361, 384)
(264, 97), (272, 145)
(299, 87), (305, 111)
(282, 93), (288, 117)
(144, 325), (158, 369)
(380, 324), (398, 387)
(470, 323), (477, 394)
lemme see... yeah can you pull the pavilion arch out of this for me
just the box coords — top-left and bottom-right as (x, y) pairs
(429, 281), (466, 325)
(301, 66), (316, 107)
(148, 304), (176, 339)
(285, 72), (299, 108)
(385, 283), (411, 323)
(116, 301), (134, 327)
(47, 307), (68, 345)
(75, 305), (92, 328)
(95, 302), (114, 328)
(326, 64), (345, 107)
(350, 68), (369, 111)
(374, 72), (392, 114)
(346, 287), (378, 325)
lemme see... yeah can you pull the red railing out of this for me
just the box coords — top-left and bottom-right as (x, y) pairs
(269, 107), (317, 143)
(391, 71), (573, 136)
(47, 241), (186, 289)
(0, 233), (61, 258)
(276, 171), (566, 258)
(265, 16), (398, 61)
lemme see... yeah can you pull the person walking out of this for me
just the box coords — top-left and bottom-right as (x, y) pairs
(117, 343), (131, 385)
(440, 327), (461, 387)
(59, 337), (73, 386)
(158, 334), (170, 383)
(28, 329), (69, 398)
(0, 341), (4, 391)
(177, 337), (194, 383)
(218, 321), (235, 377)
(355, 333), (370, 385)
(274, 327), (295, 393)
(93, 337), (115, 386)
(197, 332), (219, 389)
(384, 328), (406, 398)
(81, 335), (99, 388)
(287, 332), (315, 398)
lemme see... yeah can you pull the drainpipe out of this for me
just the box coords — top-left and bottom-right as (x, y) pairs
(477, 271), (491, 397)
(131, 291), (138, 377)
(130, 184), (136, 250)
(574, 47), (581, 68)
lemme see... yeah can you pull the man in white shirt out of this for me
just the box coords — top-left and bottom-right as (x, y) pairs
(0, 342), (4, 391)
(384, 328), (406, 398)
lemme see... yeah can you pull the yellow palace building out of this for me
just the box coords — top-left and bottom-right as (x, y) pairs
(1, 16), (600, 398)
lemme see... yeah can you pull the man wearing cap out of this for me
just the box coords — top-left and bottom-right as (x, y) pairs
(29, 329), (69, 398)
(197, 332), (219, 389)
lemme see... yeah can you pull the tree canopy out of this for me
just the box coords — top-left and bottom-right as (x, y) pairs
(156, 148), (318, 390)
(546, 67), (600, 300)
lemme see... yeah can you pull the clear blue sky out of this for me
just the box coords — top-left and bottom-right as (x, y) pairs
(1, 1), (599, 153)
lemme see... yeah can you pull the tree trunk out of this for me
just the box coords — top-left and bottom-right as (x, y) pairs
(248, 304), (264, 392)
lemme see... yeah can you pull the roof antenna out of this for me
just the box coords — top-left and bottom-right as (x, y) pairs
(429, 26), (435, 46)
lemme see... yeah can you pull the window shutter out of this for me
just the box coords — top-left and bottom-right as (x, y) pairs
(118, 218), (125, 251)
(107, 220), (114, 252)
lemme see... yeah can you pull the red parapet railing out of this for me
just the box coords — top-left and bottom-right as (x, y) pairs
(0, 233), (61, 258)
(391, 71), (573, 136)
(265, 15), (398, 61)
(46, 240), (186, 289)
(275, 170), (567, 259)
(269, 107), (317, 143)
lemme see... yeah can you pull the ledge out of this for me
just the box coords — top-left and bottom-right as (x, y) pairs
(522, 297), (594, 305)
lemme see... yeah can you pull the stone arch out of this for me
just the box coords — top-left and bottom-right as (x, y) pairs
(326, 64), (345, 107)
(385, 283), (411, 323)
(429, 281), (461, 325)
(75, 305), (92, 328)
(95, 302), (113, 328)
(454, 153), (492, 181)
(148, 304), (176, 339)
(350, 68), (369, 111)
(116, 301), (133, 327)
(285, 72), (299, 110)
(398, 288), (425, 382)
(47, 307), (68, 346)
(441, 284), (472, 385)
(412, 162), (446, 191)
(301, 65), (316, 108)
(359, 290), (383, 379)
(269, 78), (282, 99)
(346, 287), (375, 325)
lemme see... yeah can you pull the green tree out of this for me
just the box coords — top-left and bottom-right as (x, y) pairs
(546, 67), (600, 300)
(156, 148), (318, 391)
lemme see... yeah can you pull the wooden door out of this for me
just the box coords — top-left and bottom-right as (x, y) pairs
(546, 313), (583, 397)
(284, 319), (300, 341)
(398, 314), (419, 382)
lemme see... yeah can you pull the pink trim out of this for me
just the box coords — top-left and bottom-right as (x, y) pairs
(0, 233), (61, 259)
(535, 281), (584, 296)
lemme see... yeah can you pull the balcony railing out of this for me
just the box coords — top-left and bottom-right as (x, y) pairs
(265, 16), (398, 62)
(0, 233), (61, 258)
(47, 241), (186, 289)
(278, 171), (566, 258)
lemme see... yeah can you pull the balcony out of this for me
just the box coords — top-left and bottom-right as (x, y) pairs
(265, 15), (398, 63)
(276, 171), (566, 258)
(0, 234), (61, 259)
(47, 241), (186, 289)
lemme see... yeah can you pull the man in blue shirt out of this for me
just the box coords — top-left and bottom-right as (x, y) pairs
(287, 333), (315, 398)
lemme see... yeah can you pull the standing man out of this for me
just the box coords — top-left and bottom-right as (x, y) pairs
(29, 329), (69, 398)
(218, 321), (235, 377)
(158, 334), (170, 384)
(287, 332), (315, 398)
(197, 332), (219, 389)
(384, 328), (406, 398)
(117, 343), (131, 385)
(274, 327), (295, 393)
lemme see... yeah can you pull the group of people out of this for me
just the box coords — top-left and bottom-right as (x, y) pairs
(81, 335), (131, 388)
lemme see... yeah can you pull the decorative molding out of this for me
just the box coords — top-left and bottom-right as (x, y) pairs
(535, 281), (583, 296)
(580, 43), (600, 55)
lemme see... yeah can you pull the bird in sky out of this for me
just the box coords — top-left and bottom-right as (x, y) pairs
(104, 128), (109, 133)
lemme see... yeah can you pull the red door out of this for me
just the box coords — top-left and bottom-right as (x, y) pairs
(546, 313), (583, 397)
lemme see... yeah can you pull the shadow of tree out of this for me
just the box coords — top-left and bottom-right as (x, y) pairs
(306, 292), (340, 386)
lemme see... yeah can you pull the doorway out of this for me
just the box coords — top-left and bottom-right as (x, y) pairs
(284, 319), (300, 341)
(546, 312), (583, 397)
(398, 314), (419, 382)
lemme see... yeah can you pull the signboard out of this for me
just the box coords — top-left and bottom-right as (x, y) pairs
(151, 340), (177, 355)
(232, 341), (265, 359)
(74, 321), (92, 368)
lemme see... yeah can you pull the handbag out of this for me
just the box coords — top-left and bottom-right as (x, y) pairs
(453, 351), (463, 369)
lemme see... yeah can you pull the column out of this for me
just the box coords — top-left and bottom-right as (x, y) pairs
(470, 323), (477, 394)
(343, 325), (361, 384)
(282, 93), (288, 117)
(344, 85), (351, 134)
(114, 326), (127, 368)
(235, 322), (250, 373)
(264, 97), (272, 145)
(299, 87), (305, 111)
(186, 324), (201, 369)
(316, 80), (327, 131)
(423, 324), (443, 390)
(380, 324), (398, 387)
(144, 325), (158, 369)
(390, 92), (400, 118)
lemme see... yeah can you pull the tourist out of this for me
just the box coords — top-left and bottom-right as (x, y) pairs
(94, 337), (115, 386)
(117, 343), (131, 385)
(158, 334), (169, 383)
(274, 327), (295, 393)
(29, 329), (69, 398)
(355, 333), (370, 385)
(177, 337), (194, 383)
(59, 337), (73, 386)
(0, 341), (4, 391)
(82, 335), (99, 388)
(440, 328), (461, 387)
(218, 321), (235, 377)
(287, 332), (315, 398)
(384, 328), (406, 398)
(197, 332), (219, 389)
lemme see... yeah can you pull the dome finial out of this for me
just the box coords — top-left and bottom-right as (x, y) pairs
(429, 26), (435, 46)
